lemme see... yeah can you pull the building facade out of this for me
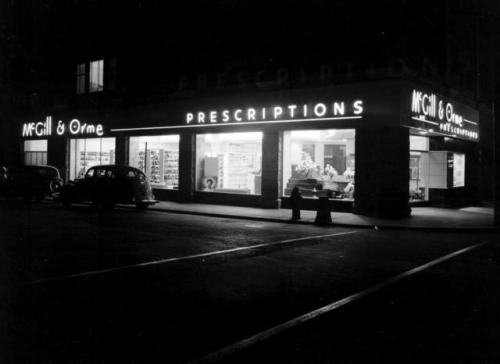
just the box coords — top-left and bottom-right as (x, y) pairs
(17, 78), (480, 217)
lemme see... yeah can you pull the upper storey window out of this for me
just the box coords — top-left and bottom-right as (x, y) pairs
(76, 59), (105, 94)
(89, 60), (104, 92)
(76, 63), (86, 94)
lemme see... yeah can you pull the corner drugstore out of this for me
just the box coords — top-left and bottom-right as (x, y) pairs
(19, 79), (480, 217)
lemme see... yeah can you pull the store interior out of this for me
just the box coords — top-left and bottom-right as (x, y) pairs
(69, 137), (115, 180)
(195, 132), (263, 195)
(282, 129), (355, 199)
(129, 135), (180, 189)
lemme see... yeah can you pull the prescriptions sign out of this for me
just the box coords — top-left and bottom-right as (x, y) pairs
(185, 100), (365, 125)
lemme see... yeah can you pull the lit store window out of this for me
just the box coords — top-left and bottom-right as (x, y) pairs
(24, 139), (48, 166)
(282, 129), (355, 199)
(69, 138), (115, 180)
(409, 135), (430, 201)
(129, 135), (179, 189)
(196, 132), (262, 195)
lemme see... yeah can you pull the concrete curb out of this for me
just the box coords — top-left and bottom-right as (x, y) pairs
(7, 198), (495, 233)
(144, 206), (499, 233)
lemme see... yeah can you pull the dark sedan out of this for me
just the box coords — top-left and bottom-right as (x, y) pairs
(60, 165), (157, 209)
(1, 165), (63, 200)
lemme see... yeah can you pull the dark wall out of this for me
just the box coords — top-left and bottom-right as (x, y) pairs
(355, 126), (410, 217)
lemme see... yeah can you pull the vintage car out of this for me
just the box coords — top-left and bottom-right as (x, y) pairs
(1, 165), (63, 200)
(60, 165), (157, 209)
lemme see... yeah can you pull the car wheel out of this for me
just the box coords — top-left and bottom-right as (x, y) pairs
(50, 180), (62, 194)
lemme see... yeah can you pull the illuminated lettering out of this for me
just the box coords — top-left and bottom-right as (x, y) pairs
(22, 116), (103, 137)
(184, 99), (366, 126)
(273, 106), (283, 119)
(353, 100), (364, 115)
(222, 110), (230, 122)
(22, 123), (34, 137)
(314, 103), (327, 117)
(410, 89), (477, 141)
(234, 109), (242, 121)
(69, 119), (80, 134)
(412, 90), (421, 113)
(247, 108), (256, 120)
(333, 102), (345, 116)
(209, 111), (217, 123)
(56, 120), (65, 135)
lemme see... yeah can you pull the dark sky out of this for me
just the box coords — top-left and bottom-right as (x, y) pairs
(1, 0), (498, 99)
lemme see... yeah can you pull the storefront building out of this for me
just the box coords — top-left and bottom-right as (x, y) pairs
(18, 79), (480, 217)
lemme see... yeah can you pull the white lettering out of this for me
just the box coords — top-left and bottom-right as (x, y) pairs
(56, 120), (65, 135)
(422, 94), (429, 115)
(197, 112), (205, 123)
(445, 103), (453, 122)
(303, 104), (308, 117)
(234, 109), (242, 121)
(412, 90), (421, 113)
(186, 112), (194, 124)
(209, 111), (217, 123)
(222, 110), (230, 122)
(288, 105), (297, 117)
(35, 122), (44, 136)
(353, 100), (364, 115)
(247, 108), (256, 120)
(69, 119), (80, 134)
(314, 103), (327, 117)
(273, 106), (283, 119)
(96, 124), (104, 136)
(22, 123), (34, 137)
(333, 102), (345, 116)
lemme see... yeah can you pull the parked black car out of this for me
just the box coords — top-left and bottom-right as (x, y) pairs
(60, 165), (157, 209)
(1, 165), (63, 200)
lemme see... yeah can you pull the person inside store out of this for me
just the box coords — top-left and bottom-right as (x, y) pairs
(343, 180), (355, 199)
(203, 177), (216, 191)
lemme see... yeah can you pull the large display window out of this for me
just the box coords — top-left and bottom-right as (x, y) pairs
(24, 140), (48, 166)
(69, 138), (115, 180)
(409, 135), (430, 201)
(283, 129), (355, 199)
(195, 132), (262, 195)
(129, 135), (179, 189)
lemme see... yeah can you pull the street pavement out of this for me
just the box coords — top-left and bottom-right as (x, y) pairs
(1, 200), (499, 363)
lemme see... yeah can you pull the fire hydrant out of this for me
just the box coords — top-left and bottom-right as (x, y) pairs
(314, 190), (333, 225)
(290, 186), (302, 220)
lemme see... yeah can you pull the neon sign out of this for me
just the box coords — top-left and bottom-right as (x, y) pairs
(22, 116), (104, 137)
(22, 116), (53, 137)
(409, 90), (478, 141)
(186, 100), (364, 125)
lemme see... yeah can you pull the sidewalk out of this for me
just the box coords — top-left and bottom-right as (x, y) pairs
(147, 201), (497, 231)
